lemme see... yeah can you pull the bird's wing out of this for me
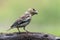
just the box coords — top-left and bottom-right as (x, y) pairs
(11, 14), (31, 28)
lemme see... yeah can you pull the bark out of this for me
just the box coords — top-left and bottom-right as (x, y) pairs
(0, 32), (59, 40)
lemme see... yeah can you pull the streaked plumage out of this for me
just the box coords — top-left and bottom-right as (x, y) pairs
(8, 8), (38, 32)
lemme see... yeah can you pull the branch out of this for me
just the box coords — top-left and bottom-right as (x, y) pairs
(0, 32), (59, 40)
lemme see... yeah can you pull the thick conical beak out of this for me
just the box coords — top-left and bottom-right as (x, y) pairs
(35, 11), (38, 14)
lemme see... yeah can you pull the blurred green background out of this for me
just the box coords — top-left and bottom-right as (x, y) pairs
(0, 0), (60, 36)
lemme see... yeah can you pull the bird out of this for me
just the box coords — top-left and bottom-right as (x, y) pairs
(8, 8), (38, 32)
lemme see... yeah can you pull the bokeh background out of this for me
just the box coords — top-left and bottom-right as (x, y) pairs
(0, 0), (60, 36)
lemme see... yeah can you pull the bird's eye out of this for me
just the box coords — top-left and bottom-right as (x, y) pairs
(33, 9), (36, 11)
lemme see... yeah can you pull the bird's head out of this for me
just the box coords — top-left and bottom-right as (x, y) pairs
(27, 8), (38, 16)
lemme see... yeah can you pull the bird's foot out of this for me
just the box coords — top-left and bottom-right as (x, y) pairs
(25, 30), (30, 33)
(17, 30), (21, 34)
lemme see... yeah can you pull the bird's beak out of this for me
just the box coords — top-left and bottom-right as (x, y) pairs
(35, 11), (38, 14)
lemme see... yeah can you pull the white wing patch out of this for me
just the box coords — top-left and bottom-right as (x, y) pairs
(20, 22), (29, 26)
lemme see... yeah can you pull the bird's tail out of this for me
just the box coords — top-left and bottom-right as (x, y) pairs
(7, 27), (13, 31)
(7, 25), (14, 31)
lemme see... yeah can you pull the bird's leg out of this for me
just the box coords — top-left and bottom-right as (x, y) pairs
(23, 27), (29, 32)
(17, 27), (20, 33)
